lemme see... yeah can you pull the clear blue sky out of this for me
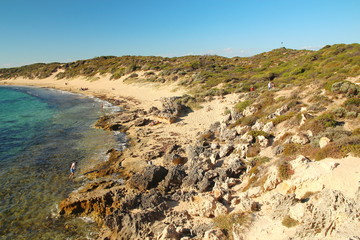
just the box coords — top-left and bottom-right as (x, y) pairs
(0, 0), (359, 68)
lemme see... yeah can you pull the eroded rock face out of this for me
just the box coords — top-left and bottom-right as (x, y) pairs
(59, 180), (125, 222)
(160, 165), (187, 192)
(127, 165), (168, 191)
(294, 190), (360, 239)
(153, 97), (184, 123)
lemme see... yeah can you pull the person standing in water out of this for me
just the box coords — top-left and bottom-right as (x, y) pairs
(69, 162), (77, 178)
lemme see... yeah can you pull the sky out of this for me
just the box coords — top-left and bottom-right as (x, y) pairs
(0, 0), (359, 68)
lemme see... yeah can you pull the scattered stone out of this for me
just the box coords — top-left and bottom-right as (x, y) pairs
(319, 136), (331, 148)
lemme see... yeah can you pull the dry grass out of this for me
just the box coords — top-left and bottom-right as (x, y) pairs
(213, 212), (250, 239)
(282, 215), (300, 228)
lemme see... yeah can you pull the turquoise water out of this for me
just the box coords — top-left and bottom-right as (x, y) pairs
(0, 86), (122, 239)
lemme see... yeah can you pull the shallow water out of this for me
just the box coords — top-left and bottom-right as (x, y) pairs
(0, 86), (123, 239)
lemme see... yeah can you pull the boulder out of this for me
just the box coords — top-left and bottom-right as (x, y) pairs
(319, 136), (331, 148)
(291, 133), (310, 145)
(262, 121), (274, 133)
(219, 144), (234, 158)
(258, 135), (269, 148)
(160, 165), (187, 192)
(128, 165), (168, 191)
(158, 224), (180, 240)
(251, 121), (264, 131)
(243, 106), (257, 117)
(203, 228), (227, 240)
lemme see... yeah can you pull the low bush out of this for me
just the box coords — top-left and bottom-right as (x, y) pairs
(282, 215), (299, 228)
(272, 112), (295, 125)
(282, 143), (301, 156)
(248, 130), (271, 138)
(234, 100), (252, 113)
(213, 212), (250, 238)
(278, 161), (294, 180)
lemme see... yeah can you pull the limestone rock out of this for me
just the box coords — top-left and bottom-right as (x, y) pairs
(235, 125), (251, 135)
(158, 224), (180, 240)
(258, 135), (269, 148)
(128, 165), (168, 191)
(243, 106), (257, 117)
(262, 121), (274, 133)
(291, 133), (310, 145)
(219, 144), (234, 158)
(319, 136), (331, 148)
(251, 121), (264, 131)
(203, 229), (227, 240)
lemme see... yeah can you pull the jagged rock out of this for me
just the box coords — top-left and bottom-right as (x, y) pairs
(262, 121), (274, 133)
(153, 97), (183, 123)
(300, 113), (314, 125)
(263, 166), (282, 191)
(291, 133), (310, 145)
(210, 142), (219, 149)
(210, 153), (219, 165)
(220, 127), (238, 141)
(133, 118), (150, 126)
(140, 189), (166, 209)
(160, 165), (187, 192)
(251, 121), (264, 131)
(203, 228), (227, 240)
(258, 135), (269, 147)
(231, 109), (244, 122)
(224, 158), (246, 178)
(182, 166), (205, 189)
(165, 152), (186, 165)
(236, 144), (249, 158)
(59, 181), (125, 222)
(273, 145), (284, 155)
(157, 224), (180, 240)
(267, 105), (289, 119)
(104, 207), (164, 239)
(319, 136), (331, 148)
(247, 186), (263, 198)
(295, 190), (360, 239)
(128, 165), (168, 191)
(234, 125), (251, 135)
(219, 144), (234, 158)
(243, 106), (257, 117)
(188, 194), (227, 218)
(240, 133), (254, 144)
(269, 193), (297, 219)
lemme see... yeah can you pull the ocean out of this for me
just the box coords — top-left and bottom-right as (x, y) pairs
(0, 86), (123, 239)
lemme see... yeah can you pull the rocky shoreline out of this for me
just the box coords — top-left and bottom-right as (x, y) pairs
(58, 92), (360, 240)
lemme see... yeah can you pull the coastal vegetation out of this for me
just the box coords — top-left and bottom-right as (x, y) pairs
(1, 44), (359, 102)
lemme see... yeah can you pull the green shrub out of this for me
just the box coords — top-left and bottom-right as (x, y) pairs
(213, 212), (249, 238)
(234, 100), (252, 113)
(248, 130), (271, 138)
(317, 113), (338, 128)
(240, 115), (259, 126)
(272, 112), (295, 125)
(343, 97), (360, 113)
(332, 107), (346, 118)
(278, 161), (294, 180)
(283, 143), (301, 156)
